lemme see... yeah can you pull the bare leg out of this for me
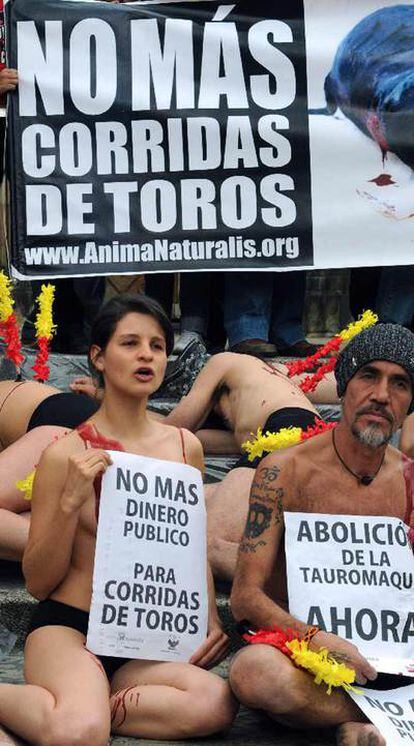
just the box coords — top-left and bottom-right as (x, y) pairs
(0, 627), (110, 745)
(0, 426), (68, 561)
(206, 467), (254, 581)
(230, 645), (384, 745)
(0, 511), (30, 561)
(110, 658), (237, 739)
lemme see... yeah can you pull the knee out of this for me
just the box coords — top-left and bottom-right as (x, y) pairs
(230, 645), (303, 715)
(41, 713), (110, 746)
(183, 677), (238, 737)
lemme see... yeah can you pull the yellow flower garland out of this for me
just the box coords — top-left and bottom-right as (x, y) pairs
(286, 639), (361, 695)
(34, 284), (56, 339)
(338, 309), (378, 343)
(15, 470), (35, 501)
(0, 272), (14, 322)
(242, 426), (303, 461)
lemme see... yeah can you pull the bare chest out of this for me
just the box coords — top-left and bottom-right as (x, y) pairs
(293, 471), (410, 523)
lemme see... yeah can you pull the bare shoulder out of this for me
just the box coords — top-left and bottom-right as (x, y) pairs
(37, 428), (85, 468)
(388, 442), (412, 470)
(174, 425), (204, 471)
(150, 421), (203, 469)
(252, 432), (332, 495)
(178, 427), (204, 470)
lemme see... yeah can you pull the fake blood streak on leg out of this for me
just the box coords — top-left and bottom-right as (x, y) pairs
(111, 686), (140, 729)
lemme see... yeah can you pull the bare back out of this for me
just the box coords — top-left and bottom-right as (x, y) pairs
(0, 380), (59, 449)
(216, 355), (318, 445)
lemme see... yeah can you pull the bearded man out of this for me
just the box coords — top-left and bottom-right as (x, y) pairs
(229, 324), (414, 746)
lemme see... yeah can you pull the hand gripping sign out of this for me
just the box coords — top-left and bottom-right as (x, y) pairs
(87, 451), (208, 662)
(284, 512), (414, 676)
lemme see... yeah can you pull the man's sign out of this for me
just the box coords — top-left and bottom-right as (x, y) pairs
(284, 512), (414, 675)
(87, 451), (208, 662)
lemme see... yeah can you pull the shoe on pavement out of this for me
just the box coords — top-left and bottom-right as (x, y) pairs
(173, 330), (204, 355)
(230, 339), (278, 358)
(277, 339), (319, 357)
(155, 337), (208, 399)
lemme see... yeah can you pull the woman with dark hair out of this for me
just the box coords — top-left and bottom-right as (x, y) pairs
(0, 296), (201, 561)
(0, 293), (236, 744)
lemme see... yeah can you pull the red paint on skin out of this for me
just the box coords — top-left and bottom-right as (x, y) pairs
(76, 422), (126, 522)
(401, 455), (414, 530)
(111, 686), (139, 729)
(262, 362), (285, 379)
(369, 173), (396, 187)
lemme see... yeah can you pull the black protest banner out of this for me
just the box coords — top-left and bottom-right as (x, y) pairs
(7, 0), (313, 278)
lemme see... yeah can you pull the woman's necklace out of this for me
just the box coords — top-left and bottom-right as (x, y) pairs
(331, 429), (385, 486)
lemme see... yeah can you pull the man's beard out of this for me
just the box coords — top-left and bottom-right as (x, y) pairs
(351, 422), (392, 448)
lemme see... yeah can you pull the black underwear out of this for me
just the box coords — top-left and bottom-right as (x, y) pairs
(233, 407), (320, 470)
(202, 410), (229, 430)
(27, 599), (127, 679)
(26, 393), (99, 432)
(362, 672), (413, 690)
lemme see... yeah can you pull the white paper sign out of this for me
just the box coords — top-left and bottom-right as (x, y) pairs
(87, 451), (208, 662)
(349, 684), (414, 745)
(284, 513), (414, 675)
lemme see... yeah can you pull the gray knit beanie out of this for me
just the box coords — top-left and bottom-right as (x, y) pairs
(335, 323), (414, 411)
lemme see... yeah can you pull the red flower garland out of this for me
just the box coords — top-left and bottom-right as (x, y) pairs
(32, 336), (51, 382)
(243, 626), (297, 657)
(300, 419), (337, 441)
(285, 337), (342, 378)
(0, 315), (24, 368)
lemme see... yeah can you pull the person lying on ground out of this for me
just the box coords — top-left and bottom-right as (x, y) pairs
(0, 293), (236, 746)
(229, 323), (414, 746)
(0, 380), (99, 561)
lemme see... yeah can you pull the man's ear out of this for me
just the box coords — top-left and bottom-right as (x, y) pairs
(90, 344), (104, 373)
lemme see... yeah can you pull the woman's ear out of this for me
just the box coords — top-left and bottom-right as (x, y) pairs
(90, 344), (104, 373)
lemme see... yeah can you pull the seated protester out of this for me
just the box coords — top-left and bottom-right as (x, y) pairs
(0, 294), (236, 745)
(229, 324), (414, 746)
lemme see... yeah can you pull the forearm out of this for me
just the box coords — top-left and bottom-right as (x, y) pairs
(231, 584), (308, 636)
(23, 503), (80, 599)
